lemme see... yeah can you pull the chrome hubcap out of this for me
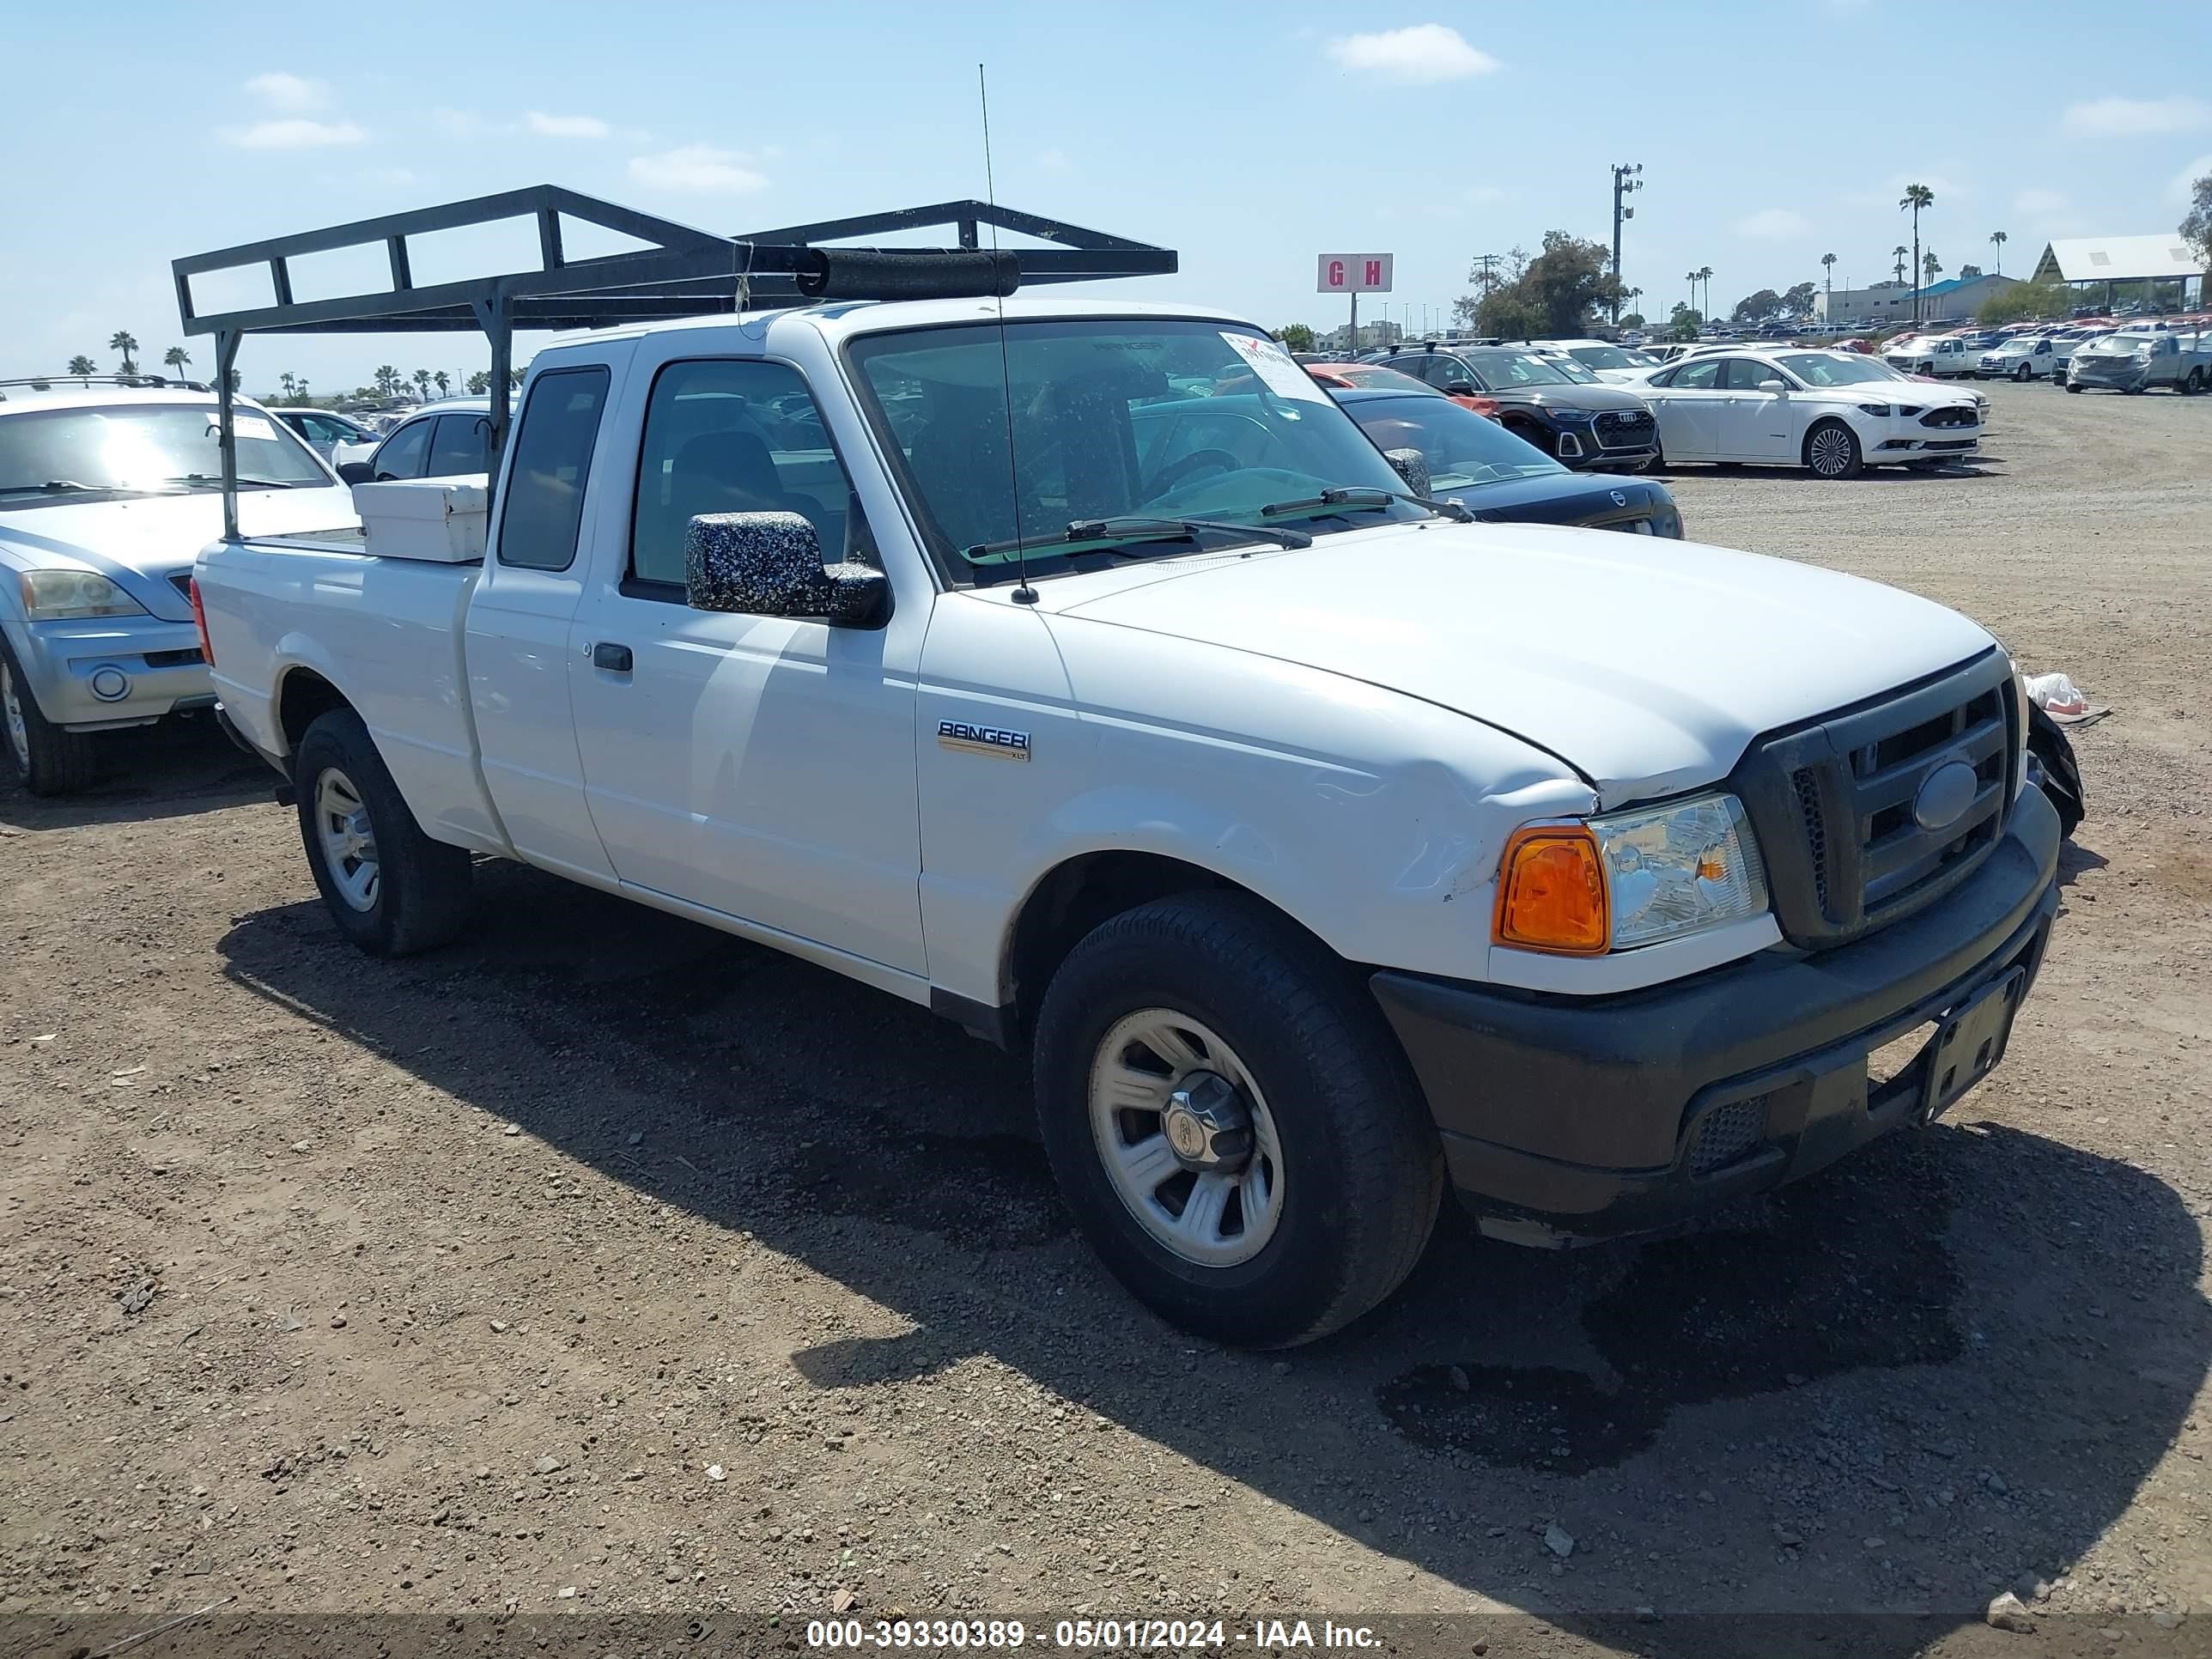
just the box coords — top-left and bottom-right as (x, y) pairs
(1810, 428), (1851, 475)
(1, 660), (27, 772)
(313, 766), (380, 911)
(1089, 1010), (1285, 1267)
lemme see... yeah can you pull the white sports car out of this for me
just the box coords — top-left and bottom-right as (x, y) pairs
(1629, 348), (1984, 477)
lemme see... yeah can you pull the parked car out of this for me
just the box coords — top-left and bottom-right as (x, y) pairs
(1516, 338), (1668, 385)
(1628, 348), (1984, 477)
(276, 407), (383, 459)
(2064, 331), (2210, 394)
(1978, 337), (2061, 381)
(195, 295), (2060, 1348)
(335, 397), (496, 483)
(1367, 343), (1659, 471)
(1303, 361), (1500, 418)
(1883, 335), (1979, 378)
(1326, 385), (1683, 536)
(0, 378), (355, 793)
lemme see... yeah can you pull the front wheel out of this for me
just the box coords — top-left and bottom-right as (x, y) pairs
(1804, 419), (1863, 479)
(2014, 364), (2033, 382)
(295, 707), (473, 956)
(1032, 893), (1443, 1349)
(0, 636), (99, 797)
(2066, 381), (2084, 393)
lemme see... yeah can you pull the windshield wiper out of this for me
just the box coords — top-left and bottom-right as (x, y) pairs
(1259, 484), (1476, 524)
(164, 473), (301, 490)
(967, 515), (1311, 560)
(0, 479), (106, 496)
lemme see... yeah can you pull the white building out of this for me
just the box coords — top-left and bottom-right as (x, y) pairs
(1818, 274), (2018, 326)
(2031, 235), (2207, 307)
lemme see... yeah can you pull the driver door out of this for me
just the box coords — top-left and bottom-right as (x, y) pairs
(1716, 358), (1798, 461)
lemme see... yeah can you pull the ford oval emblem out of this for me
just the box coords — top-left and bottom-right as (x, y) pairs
(1912, 760), (1979, 832)
(1610, 489), (1627, 506)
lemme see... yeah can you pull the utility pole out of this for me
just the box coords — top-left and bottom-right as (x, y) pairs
(1609, 163), (1644, 325)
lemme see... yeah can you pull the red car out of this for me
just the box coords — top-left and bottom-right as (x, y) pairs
(1303, 362), (1502, 420)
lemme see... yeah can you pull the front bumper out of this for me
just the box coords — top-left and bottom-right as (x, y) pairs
(1370, 784), (2061, 1244)
(8, 615), (211, 729)
(1550, 421), (1660, 471)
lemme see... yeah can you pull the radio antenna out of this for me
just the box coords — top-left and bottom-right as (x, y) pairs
(979, 63), (1036, 604)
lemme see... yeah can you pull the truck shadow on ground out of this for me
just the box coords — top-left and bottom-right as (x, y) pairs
(218, 859), (2209, 1655)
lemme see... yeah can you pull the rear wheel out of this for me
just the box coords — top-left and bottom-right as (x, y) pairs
(1804, 419), (1863, 479)
(295, 707), (472, 956)
(0, 636), (99, 797)
(1033, 892), (1443, 1348)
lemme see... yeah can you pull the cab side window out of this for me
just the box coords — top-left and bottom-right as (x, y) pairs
(496, 368), (611, 573)
(372, 418), (431, 479)
(428, 413), (491, 477)
(629, 359), (877, 593)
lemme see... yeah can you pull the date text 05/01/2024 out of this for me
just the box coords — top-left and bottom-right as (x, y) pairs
(805, 1617), (1382, 1650)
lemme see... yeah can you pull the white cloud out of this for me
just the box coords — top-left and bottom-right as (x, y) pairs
(245, 71), (326, 112)
(1736, 207), (1810, 240)
(525, 111), (611, 139)
(2013, 187), (2068, 215)
(627, 144), (769, 194)
(2170, 154), (2212, 202)
(2061, 95), (2210, 137)
(1327, 24), (1498, 84)
(222, 118), (368, 150)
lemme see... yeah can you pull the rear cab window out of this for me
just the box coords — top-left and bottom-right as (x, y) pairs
(496, 368), (611, 572)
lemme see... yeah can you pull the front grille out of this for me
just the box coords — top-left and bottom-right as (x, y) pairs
(1730, 651), (2017, 950)
(1687, 1095), (1769, 1176)
(1920, 406), (1978, 428)
(1593, 410), (1656, 450)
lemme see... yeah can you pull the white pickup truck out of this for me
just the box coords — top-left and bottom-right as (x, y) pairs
(193, 296), (2063, 1348)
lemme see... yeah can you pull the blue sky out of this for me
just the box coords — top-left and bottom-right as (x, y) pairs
(5, 0), (2209, 393)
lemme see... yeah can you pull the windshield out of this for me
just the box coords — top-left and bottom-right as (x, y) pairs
(1565, 344), (1656, 371)
(1340, 394), (1563, 489)
(2102, 335), (2155, 351)
(0, 404), (330, 502)
(847, 319), (1425, 581)
(1464, 349), (1576, 387)
(1775, 353), (1897, 386)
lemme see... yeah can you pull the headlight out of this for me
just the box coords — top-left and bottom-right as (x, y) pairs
(1548, 407), (1593, 422)
(19, 569), (148, 621)
(1494, 793), (1770, 955)
(1856, 403), (1893, 416)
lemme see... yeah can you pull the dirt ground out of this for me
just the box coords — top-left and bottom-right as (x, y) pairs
(3, 379), (2209, 1659)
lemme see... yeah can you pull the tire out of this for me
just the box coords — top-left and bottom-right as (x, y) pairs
(1804, 418), (1863, 479)
(294, 707), (472, 957)
(1032, 892), (1444, 1349)
(2014, 364), (2033, 382)
(2066, 381), (2083, 393)
(0, 635), (100, 797)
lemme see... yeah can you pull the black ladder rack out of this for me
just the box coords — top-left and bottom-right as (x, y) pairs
(171, 185), (1176, 538)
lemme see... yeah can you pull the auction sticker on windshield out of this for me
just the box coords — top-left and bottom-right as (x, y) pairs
(1220, 331), (1327, 403)
(228, 416), (279, 442)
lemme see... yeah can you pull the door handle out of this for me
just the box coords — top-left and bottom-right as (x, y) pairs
(592, 642), (633, 674)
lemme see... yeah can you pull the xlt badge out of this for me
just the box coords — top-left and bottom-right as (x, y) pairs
(938, 719), (1032, 761)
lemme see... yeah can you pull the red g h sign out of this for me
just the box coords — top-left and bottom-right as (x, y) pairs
(1316, 254), (1394, 294)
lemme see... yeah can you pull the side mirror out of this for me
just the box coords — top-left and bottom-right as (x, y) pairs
(1382, 447), (1431, 498)
(336, 461), (374, 485)
(1443, 380), (1479, 397)
(1758, 379), (1790, 393)
(684, 512), (886, 626)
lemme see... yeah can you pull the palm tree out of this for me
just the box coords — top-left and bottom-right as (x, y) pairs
(294, 379), (310, 406)
(1899, 182), (1934, 321)
(465, 370), (489, 395)
(1893, 245), (1909, 285)
(65, 355), (97, 378)
(163, 346), (191, 382)
(109, 330), (139, 374)
(1989, 228), (2007, 276)
(1696, 265), (1715, 320)
(1820, 252), (1838, 321)
(1923, 250), (1942, 287)
(1686, 270), (1698, 313)
(412, 368), (433, 399)
(374, 365), (400, 398)
(278, 372), (297, 401)
(433, 370), (450, 398)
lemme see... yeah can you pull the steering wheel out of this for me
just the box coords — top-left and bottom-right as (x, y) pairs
(1144, 448), (1241, 499)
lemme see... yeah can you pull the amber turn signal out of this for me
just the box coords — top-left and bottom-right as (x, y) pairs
(1493, 825), (1608, 955)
